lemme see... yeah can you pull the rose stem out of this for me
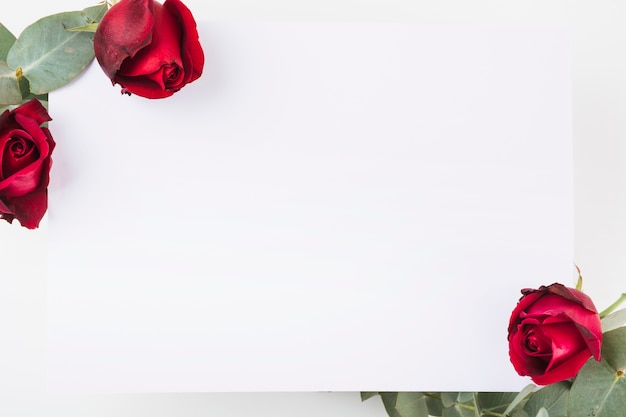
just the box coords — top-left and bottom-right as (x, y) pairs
(599, 293), (626, 319)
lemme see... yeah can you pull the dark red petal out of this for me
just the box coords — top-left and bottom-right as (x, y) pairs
(114, 69), (176, 98)
(163, 0), (204, 84)
(544, 283), (599, 313)
(7, 186), (48, 229)
(94, 0), (155, 79)
(530, 349), (592, 385)
(12, 99), (52, 126)
(508, 290), (543, 337)
(117, 2), (183, 78)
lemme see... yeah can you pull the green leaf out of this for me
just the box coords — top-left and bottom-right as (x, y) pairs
(502, 384), (536, 416)
(64, 4), (109, 33)
(6, 11), (98, 94)
(568, 356), (626, 417)
(601, 308), (626, 332)
(441, 393), (459, 408)
(477, 391), (520, 414)
(380, 393), (429, 417)
(523, 381), (569, 417)
(425, 395), (444, 417)
(0, 23), (16, 61)
(0, 61), (29, 105)
(361, 392), (379, 401)
(83, 3), (109, 23)
(534, 408), (549, 417)
(64, 23), (99, 33)
(602, 326), (626, 370)
(441, 393), (479, 417)
(442, 403), (476, 417)
(511, 411), (530, 417)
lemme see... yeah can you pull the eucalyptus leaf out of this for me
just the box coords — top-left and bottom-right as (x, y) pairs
(441, 404), (476, 417)
(534, 407), (549, 417)
(425, 395), (444, 417)
(441, 393), (478, 417)
(64, 4), (109, 33)
(379, 393), (429, 417)
(83, 3), (108, 23)
(456, 392), (474, 403)
(602, 325), (626, 370)
(361, 392), (379, 401)
(0, 61), (27, 105)
(568, 357), (626, 417)
(601, 308), (626, 333)
(522, 381), (569, 417)
(441, 393), (458, 408)
(502, 384), (536, 416)
(0, 23), (16, 61)
(511, 411), (530, 417)
(476, 391), (520, 414)
(64, 23), (99, 33)
(7, 11), (98, 94)
(395, 392), (429, 417)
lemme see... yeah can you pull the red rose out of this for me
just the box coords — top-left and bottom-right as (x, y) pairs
(0, 99), (55, 229)
(94, 0), (204, 99)
(507, 283), (602, 385)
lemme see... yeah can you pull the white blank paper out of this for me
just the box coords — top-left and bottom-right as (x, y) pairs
(46, 21), (572, 392)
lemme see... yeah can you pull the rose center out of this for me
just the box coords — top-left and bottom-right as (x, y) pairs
(163, 64), (184, 89)
(2, 132), (38, 177)
(526, 335), (540, 352)
(523, 328), (551, 356)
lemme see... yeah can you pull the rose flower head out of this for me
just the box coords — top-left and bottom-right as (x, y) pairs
(94, 0), (204, 99)
(507, 283), (602, 385)
(0, 99), (55, 229)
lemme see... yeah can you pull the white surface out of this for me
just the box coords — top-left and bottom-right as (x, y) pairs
(47, 21), (573, 392)
(1, 0), (625, 416)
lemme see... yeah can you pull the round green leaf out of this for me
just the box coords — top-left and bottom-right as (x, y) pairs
(522, 382), (569, 417)
(380, 393), (429, 417)
(602, 326), (626, 370)
(0, 22), (16, 61)
(6, 11), (98, 94)
(0, 61), (28, 105)
(568, 358), (626, 417)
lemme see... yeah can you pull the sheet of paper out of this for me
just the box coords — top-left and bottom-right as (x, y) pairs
(46, 21), (573, 392)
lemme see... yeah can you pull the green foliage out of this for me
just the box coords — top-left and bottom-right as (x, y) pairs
(0, 3), (108, 106)
(379, 392), (430, 417)
(568, 327), (626, 417)
(64, 3), (108, 33)
(7, 11), (97, 94)
(601, 308), (626, 332)
(523, 382), (569, 417)
(361, 327), (625, 417)
(0, 61), (26, 105)
(363, 392), (526, 417)
(0, 22), (16, 61)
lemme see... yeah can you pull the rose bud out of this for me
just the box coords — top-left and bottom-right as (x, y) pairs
(94, 0), (204, 99)
(0, 99), (55, 229)
(507, 283), (602, 385)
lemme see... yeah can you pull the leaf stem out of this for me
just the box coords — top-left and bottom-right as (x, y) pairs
(599, 293), (626, 319)
(575, 264), (583, 291)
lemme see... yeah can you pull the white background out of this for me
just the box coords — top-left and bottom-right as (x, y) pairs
(1, 0), (626, 416)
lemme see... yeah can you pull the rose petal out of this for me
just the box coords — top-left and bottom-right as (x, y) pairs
(94, 0), (155, 79)
(118, 2), (183, 78)
(530, 349), (593, 385)
(6, 186), (48, 229)
(164, 0), (204, 84)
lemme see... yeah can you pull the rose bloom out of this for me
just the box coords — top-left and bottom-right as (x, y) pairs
(94, 0), (204, 99)
(507, 283), (602, 385)
(0, 99), (55, 229)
